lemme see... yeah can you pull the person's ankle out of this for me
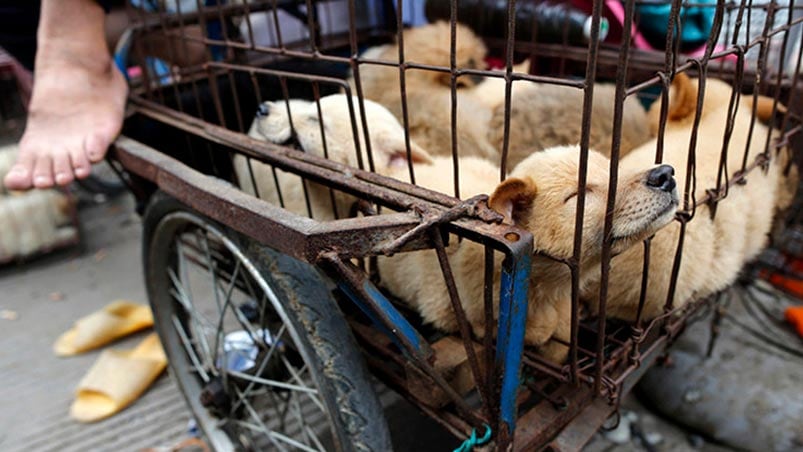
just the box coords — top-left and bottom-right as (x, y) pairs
(35, 40), (115, 76)
(36, 0), (111, 74)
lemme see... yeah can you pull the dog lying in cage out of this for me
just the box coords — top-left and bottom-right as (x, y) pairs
(484, 78), (652, 167)
(377, 148), (679, 363)
(238, 93), (679, 363)
(234, 94), (433, 220)
(582, 73), (795, 322)
(467, 58), (652, 164)
(348, 22), (499, 160)
(351, 21), (652, 167)
(353, 21), (487, 101)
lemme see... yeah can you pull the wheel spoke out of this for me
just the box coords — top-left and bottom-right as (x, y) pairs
(234, 385), (324, 452)
(227, 369), (320, 394)
(151, 215), (343, 450)
(211, 258), (243, 366)
(225, 264), (266, 345)
(266, 389), (289, 433)
(167, 267), (217, 331)
(304, 425), (327, 452)
(231, 323), (288, 411)
(196, 229), (225, 317)
(290, 390), (310, 445)
(280, 356), (325, 412)
(171, 314), (211, 382)
(230, 419), (289, 452)
(168, 267), (216, 366)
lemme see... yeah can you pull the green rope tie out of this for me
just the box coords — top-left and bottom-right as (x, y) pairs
(453, 424), (492, 452)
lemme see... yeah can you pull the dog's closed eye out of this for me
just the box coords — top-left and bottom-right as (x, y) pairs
(563, 186), (595, 203)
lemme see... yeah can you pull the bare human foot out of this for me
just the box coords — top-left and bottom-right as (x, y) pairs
(4, 0), (128, 190)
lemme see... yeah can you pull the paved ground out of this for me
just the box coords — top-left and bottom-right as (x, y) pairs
(0, 192), (737, 451)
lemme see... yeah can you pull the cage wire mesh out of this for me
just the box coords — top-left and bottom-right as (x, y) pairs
(116, 0), (803, 449)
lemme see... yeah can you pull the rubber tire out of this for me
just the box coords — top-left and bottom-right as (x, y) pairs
(142, 191), (391, 452)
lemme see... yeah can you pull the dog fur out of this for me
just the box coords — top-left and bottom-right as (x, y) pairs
(582, 74), (789, 322)
(378, 147), (678, 362)
(485, 82), (652, 169)
(465, 59), (532, 111)
(234, 94), (432, 220)
(382, 89), (498, 160)
(352, 21), (488, 101)
(348, 22), (498, 160)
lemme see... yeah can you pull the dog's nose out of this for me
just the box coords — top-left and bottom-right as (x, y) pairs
(256, 102), (270, 117)
(646, 164), (676, 192)
(469, 74), (486, 86)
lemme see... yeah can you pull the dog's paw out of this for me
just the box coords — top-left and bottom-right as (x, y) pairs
(524, 303), (559, 346)
(537, 339), (569, 364)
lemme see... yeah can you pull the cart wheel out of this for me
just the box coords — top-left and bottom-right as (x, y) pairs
(143, 192), (391, 452)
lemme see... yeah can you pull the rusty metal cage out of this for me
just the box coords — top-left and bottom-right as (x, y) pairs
(113, 0), (803, 450)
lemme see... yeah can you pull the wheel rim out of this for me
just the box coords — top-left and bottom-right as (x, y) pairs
(146, 211), (336, 451)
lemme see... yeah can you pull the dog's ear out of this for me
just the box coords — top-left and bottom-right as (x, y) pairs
(750, 95), (787, 124)
(513, 58), (531, 74)
(387, 142), (434, 168)
(489, 177), (537, 225)
(667, 72), (698, 121)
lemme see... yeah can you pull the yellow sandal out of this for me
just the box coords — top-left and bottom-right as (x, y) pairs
(70, 333), (167, 423)
(53, 300), (154, 356)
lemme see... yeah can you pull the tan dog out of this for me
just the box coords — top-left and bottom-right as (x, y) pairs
(385, 59), (529, 161)
(234, 94), (432, 220)
(378, 147), (678, 362)
(464, 60), (532, 111)
(382, 89), (498, 160)
(582, 74), (788, 322)
(353, 21), (488, 100)
(485, 82), (651, 169)
(348, 22), (497, 160)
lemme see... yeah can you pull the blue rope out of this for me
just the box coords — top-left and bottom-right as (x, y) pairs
(453, 424), (492, 452)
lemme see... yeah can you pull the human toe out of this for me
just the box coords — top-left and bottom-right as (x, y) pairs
(84, 133), (111, 163)
(32, 154), (55, 188)
(3, 150), (36, 190)
(4, 164), (33, 190)
(52, 152), (75, 186)
(70, 148), (92, 180)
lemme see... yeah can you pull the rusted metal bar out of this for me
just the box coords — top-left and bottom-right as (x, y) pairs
(320, 254), (488, 429)
(430, 228), (492, 418)
(593, 0), (637, 396)
(449, 0), (461, 198)
(568, 0), (604, 388)
(115, 135), (439, 260)
(392, 0), (417, 185)
(516, 291), (711, 450)
(499, 0), (518, 179)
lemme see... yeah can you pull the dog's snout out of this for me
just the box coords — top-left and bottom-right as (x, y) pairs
(256, 102), (270, 117)
(646, 164), (676, 192)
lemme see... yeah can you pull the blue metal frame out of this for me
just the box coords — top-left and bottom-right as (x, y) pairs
(332, 237), (532, 443)
(337, 281), (426, 355)
(495, 248), (531, 438)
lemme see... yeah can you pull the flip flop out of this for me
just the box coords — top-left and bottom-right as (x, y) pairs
(54, 300), (154, 356)
(70, 333), (167, 423)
